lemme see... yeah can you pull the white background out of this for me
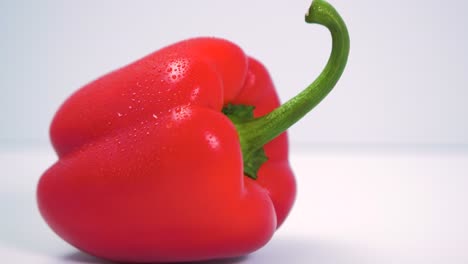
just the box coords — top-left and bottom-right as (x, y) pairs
(1, 0), (468, 263)
(1, 0), (467, 146)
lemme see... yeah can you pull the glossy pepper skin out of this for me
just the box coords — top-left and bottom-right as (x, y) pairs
(37, 0), (349, 262)
(39, 38), (293, 262)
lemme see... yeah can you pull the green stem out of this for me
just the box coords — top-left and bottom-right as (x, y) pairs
(237, 0), (349, 160)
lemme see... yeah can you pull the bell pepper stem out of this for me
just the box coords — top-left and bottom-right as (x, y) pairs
(236, 0), (350, 159)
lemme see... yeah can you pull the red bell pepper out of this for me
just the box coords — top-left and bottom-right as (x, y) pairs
(37, 0), (349, 262)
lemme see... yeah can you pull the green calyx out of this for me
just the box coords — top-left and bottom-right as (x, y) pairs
(224, 0), (350, 180)
(222, 104), (267, 179)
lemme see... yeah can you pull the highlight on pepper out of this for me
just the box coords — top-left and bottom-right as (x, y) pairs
(37, 0), (349, 262)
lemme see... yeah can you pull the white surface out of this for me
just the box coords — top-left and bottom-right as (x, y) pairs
(2, 0), (468, 145)
(1, 147), (467, 263)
